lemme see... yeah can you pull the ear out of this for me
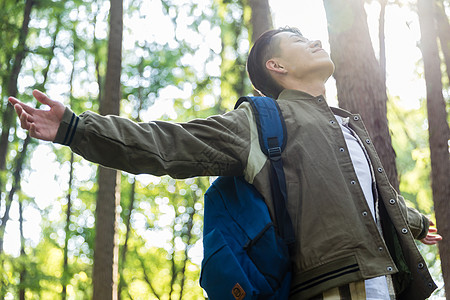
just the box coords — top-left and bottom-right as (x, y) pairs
(266, 58), (287, 75)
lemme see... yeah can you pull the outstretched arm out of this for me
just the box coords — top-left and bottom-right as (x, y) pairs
(8, 90), (65, 141)
(10, 89), (252, 178)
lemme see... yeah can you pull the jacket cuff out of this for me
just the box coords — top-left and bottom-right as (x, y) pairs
(417, 215), (430, 241)
(53, 107), (80, 146)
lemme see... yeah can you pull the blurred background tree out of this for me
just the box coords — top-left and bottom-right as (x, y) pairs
(0, 0), (447, 299)
(417, 0), (450, 293)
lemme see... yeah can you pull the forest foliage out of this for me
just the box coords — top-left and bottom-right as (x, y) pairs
(0, 0), (448, 299)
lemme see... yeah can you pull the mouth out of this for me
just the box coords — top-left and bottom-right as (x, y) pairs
(312, 48), (325, 53)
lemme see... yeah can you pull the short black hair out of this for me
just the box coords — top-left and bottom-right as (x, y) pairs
(247, 27), (303, 99)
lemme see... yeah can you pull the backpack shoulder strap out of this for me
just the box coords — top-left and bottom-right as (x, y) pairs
(235, 96), (295, 245)
(235, 96), (287, 157)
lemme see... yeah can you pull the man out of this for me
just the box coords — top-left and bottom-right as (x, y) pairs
(9, 27), (441, 299)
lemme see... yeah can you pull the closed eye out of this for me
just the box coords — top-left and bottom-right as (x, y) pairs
(293, 37), (310, 43)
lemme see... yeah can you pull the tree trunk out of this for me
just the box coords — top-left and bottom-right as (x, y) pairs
(62, 153), (74, 300)
(0, 135), (31, 253)
(169, 228), (176, 299)
(248, 0), (273, 42)
(94, 4), (103, 104)
(248, 0), (273, 97)
(19, 199), (25, 300)
(62, 36), (76, 300)
(0, 9), (59, 253)
(379, 0), (387, 85)
(435, 0), (450, 83)
(323, 0), (399, 192)
(0, 0), (33, 171)
(417, 0), (450, 295)
(94, 169), (121, 300)
(117, 179), (135, 300)
(179, 185), (200, 300)
(92, 0), (123, 298)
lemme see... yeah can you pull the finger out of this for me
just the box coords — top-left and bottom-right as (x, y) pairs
(9, 97), (37, 115)
(9, 96), (27, 108)
(423, 240), (439, 245)
(426, 235), (442, 242)
(8, 96), (20, 106)
(430, 234), (443, 241)
(421, 237), (437, 245)
(428, 227), (438, 233)
(421, 234), (443, 245)
(421, 239), (436, 245)
(14, 104), (35, 122)
(13, 103), (23, 116)
(18, 107), (31, 130)
(32, 89), (54, 107)
(429, 220), (435, 226)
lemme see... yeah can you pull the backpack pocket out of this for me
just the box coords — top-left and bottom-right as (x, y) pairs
(200, 228), (259, 299)
(244, 223), (291, 292)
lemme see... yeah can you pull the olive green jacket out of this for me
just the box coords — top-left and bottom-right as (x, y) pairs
(54, 89), (436, 299)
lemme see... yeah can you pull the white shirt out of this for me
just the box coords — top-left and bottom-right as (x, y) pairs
(335, 115), (391, 300)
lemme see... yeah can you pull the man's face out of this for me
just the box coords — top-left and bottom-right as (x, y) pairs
(271, 31), (335, 82)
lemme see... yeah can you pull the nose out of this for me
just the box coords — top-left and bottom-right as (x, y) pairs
(310, 40), (322, 48)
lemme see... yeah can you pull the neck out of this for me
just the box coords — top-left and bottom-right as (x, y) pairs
(282, 78), (327, 97)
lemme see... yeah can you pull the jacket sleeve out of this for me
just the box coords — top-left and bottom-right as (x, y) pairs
(396, 194), (430, 240)
(53, 107), (251, 178)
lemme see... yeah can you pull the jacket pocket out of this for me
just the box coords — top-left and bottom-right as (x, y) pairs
(200, 229), (259, 299)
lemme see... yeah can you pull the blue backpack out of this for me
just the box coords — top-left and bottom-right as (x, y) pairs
(200, 96), (295, 300)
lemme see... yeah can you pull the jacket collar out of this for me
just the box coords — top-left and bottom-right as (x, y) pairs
(331, 106), (354, 118)
(277, 89), (317, 101)
(278, 89), (356, 119)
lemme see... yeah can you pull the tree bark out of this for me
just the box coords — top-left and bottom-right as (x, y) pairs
(19, 199), (25, 300)
(435, 0), (450, 83)
(179, 187), (200, 300)
(62, 36), (76, 300)
(0, 135), (31, 253)
(417, 0), (450, 295)
(0, 0), (33, 171)
(323, 0), (399, 192)
(248, 0), (273, 42)
(94, 4), (103, 104)
(379, 0), (387, 85)
(0, 8), (59, 253)
(92, 0), (123, 298)
(117, 179), (135, 300)
(248, 0), (273, 97)
(94, 169), (121, 300)
(62, 153), (74, 300)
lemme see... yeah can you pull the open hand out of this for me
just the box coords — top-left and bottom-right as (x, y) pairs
(8, 90), (65, 141)
(420, 220), (442, 245)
